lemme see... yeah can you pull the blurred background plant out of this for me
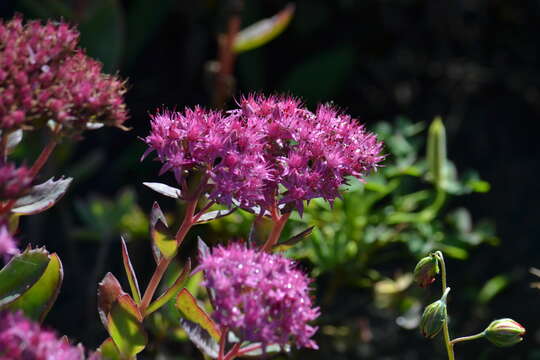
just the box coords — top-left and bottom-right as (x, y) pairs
(2, 0), (539, 359)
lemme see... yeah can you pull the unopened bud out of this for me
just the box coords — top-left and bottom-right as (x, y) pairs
(427, 116), (447, 188)
(414, 254), (439, 288)
(484, 318), (525, 347)
(420, 288), (450, 339)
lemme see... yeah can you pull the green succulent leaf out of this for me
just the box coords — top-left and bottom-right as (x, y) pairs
(0, 248), (50, 308)
(145, 259), (190, 316)
(12, 177), (73, 215)
(97, 338), (122, 360)
(98, 272), (125, 328)
(175, 288), (221, 341)
(107, 294), (147, 357)
(7, 253), (63, 322)
(150, 201), (177, 261)
(233, 4), (295, 53)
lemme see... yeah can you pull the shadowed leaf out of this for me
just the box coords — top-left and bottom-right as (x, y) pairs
(12, 177), (73, 215)
(7, 253), (63, 322)
(0, 248), (50, 308)
(121, 237), (141, 304)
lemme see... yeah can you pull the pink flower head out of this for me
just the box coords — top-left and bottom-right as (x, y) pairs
(144, 95), (384, 214)
(0, 311), (85, 360)
(196, 243), (319, 349)
(0, 162), (33, 200)
(0, 16), (127, 133)
(0, 226), (19, 262)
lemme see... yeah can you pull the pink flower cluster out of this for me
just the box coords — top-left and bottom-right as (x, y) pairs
(0, 16), (127, 132)
(0, 162), (32, 201)
(196, 243), (319, 349)
(0, 226), (18, 262)
(0, 311), (97, 360)
(144, 95), (383, 214)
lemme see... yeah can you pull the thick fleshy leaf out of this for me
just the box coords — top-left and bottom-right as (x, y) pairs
(240, 343), (290, 357)
(107, 294), (147, 357)
(145, 259), (190, 316)
(12, 177), (73, 215)
(150, 202), (177, 261)
(194, 208), (237, 224)
(273, 226), (314, 252)
(120, 237), (141, 304)
(143, 182), (182, 199)
(179, 318), (219, 358)
(175, 288), (221, 341)
(0, 248), (50, 307)
(97, 338), (122, 360)
(98, 272), (125, 328)
(7, 253), (63, 322)
(233, 4), (295, 53)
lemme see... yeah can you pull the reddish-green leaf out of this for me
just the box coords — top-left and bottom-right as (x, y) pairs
(98, 272), (125, 328)
(12, 177), (73, 215)
(179, 318), (219, 358)
(233, 3), (295, 53)
(7, 253), (63, 322)
(145, 259), (191, 316)
(0, 248), (50, 307)
(107, 294), (147, 357)
(150, 202), (177, 260)
(120, 237), (141, 304)
(273, 226), (314, 252)
(175, 288), (221, 341)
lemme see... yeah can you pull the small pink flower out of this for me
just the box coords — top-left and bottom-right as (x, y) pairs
(0, 226), (18, 262)
(196, 243), (320, 349)
(0, 162), (33, 200)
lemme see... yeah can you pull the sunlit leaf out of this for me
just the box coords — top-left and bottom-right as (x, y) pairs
(150, 201), (177, 261)
(121, 237), (141, 304)
(240, 343), (290, 357)
(107, 294), (147, 357)
(0, 248), (50, 307)
(477, 275), (509, 305)
(7, 253), (63, 322)
(143, 182), (182, 199)
(233, 3), (295, 53)
(12, 177), (73, 215)
(194, 208), (237, 224)
(97, 338), (122, 360)
(175, 288), (221, 341)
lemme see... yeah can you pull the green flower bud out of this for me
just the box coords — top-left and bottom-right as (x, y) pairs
(427, 116), (447, 188)
(484, 318), (525, 347)
(414, 254), (439, 288)
(420, 288), (450, 339)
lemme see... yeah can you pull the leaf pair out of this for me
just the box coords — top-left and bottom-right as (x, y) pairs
(0, 247), (63, 322)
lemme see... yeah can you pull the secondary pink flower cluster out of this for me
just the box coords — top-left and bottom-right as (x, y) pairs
(0, 226), (18, 262)
(0, 311), (98, 360)
(0, 16), (127, 133)
(196, 243), (319, 349)
(144, 95), (383, 214)
(0, 162), (32, 200)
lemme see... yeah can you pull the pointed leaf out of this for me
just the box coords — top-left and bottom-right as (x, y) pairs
(240, 343), (290, 357)
(233, 4), (295, 53)
(12, 177), (73, 215)
(7, 253), (63, 322)
(98, 272), (125, 328)
(120, 237), (141, 304)
(143, 182), (182, 199)
(107, 294), (147, 357)
(97, 338), (122, 360)
(197, 237), (211, 259)
(195, 208), (237, 224)
(273, 226), (314, 252)
(0, 248), (50, 307)
(7, 129), (23, 153)
(145, 259), (191, 316)
(175, 288), (221, 341)
(179, 318), (219, 358)
(150, 202), (177, 261)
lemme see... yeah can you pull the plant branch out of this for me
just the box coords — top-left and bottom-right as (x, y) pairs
(261, 209), (290, 252)
(450, 332), (485, 346)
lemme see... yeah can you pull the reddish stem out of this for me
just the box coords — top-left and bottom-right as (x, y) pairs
(140, 198), (198, 314)
(223, 343), (242, 360)
(234, 343), (264, 357)
(261, 207), (291, 252)
(217, 328), (228, 360)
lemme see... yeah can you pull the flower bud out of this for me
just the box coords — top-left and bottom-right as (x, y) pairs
(427, 116), (447, 188)
(484, 318), (525, 347)
(414, 254), (439, 288)
(420, 288), (449, 339)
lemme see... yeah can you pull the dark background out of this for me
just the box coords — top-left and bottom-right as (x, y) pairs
(2, 0), (540, 359)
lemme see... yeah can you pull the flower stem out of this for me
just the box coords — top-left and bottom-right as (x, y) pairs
(261, 210), (290, 252)
(435, 251), (455, 360)
(223, 343), (242, 360)
(140, 198), (198, 314)
(450, 332), (486, 346)
(29, 137), (58, 178)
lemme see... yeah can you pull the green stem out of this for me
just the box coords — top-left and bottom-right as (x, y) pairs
(435, 251), (455, 360)
(450, 332), (485, 346)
